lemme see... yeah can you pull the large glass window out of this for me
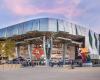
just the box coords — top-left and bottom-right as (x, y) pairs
(58, 20), (65, 31)
(39, 18), (48, 31)
(13, 25), (18, 35)
(7, 25), (18, 37)
(64, 21), (70, 33)
(67, 23), (73, 34)
(0, 28), (6, 38)
(71, 23), (76, 35)
(18, 23), (24, 35)
(6, 27), (13, 37)
(75, 25), (82, 35)
(23, 21), (33, 33)
(79, 26), (86, 36)
(48, 18), (57, 32)
(7, 27), (12, 37)
(32, 19), (39, 31)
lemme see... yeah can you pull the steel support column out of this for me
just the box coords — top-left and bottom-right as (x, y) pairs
(43, 36), (48, 66)
(50, 37), (53, 59)
(28, 44), (32, 61)
(63, 43), (67, 65)
(15, 46), (20, 58)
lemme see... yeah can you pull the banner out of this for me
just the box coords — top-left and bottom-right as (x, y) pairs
(32, 48), (44, 59)
(79, 48), (91, 63)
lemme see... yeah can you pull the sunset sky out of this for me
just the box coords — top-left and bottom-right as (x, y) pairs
(0, 0), (100, 33)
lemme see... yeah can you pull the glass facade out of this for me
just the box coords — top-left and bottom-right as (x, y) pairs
(6, 25), (18, 37)
(0, 28), (7, 38)
(23, 21), (33, 33)
(18, 23), (24, 35)
(39, 18), (48, 31)
(0, 18), (87, 38)
(64, 21), (70, 33)
(58, 20), (65, 31)
(48, 18), (57, 32)
(32, 19), (39, 31)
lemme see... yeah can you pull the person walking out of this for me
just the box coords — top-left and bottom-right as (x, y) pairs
(70, 59), (74, 69)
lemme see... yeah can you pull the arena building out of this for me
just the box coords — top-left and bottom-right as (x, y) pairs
(0, 17), (100, 65)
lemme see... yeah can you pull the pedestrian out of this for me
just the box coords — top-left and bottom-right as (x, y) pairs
(70, 60), (74, 69)
(31, 60), (34, 67)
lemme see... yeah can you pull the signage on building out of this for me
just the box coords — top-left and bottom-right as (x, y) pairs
(32, 48), (44, 59)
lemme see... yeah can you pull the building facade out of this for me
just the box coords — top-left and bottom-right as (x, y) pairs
(0, 18), (100, 65)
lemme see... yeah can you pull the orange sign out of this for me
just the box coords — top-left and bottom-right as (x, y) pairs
(79, 48), (89, 63)
(80, 48), (88, 53)
(32, 48), (44, 59)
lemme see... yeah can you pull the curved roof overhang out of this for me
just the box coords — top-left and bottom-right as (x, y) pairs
(0, 18), (85, 42)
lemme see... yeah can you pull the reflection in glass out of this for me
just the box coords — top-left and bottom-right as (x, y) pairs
(39, 18), (48, 31)
(7, 26), (18, 37)
(58, 20), (65, 31)
(48, 18), (57, 32)
(23, 21), (33, 33)
(32, 19), (39, 31)
(18, 23), (24, 35)
(0, 28), (7, 38)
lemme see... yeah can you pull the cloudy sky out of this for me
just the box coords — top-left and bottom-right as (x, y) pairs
(0, 0), (100, 33)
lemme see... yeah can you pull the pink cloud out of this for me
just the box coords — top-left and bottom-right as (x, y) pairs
(3, 0), (82, 19)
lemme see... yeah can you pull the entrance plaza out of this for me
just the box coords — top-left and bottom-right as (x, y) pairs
(0, 18), (100, 66)
(0, 67), (100, 80)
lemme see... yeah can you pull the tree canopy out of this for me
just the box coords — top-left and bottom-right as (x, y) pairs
(0, 39), (15, 60)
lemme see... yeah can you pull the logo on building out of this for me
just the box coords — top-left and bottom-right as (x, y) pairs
(32, 48), (44, 59)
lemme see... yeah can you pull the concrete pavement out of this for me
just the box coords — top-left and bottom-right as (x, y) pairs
(0, 66), (100, 80)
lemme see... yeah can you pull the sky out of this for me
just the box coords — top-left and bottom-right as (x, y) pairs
(0, 0), (100, 33)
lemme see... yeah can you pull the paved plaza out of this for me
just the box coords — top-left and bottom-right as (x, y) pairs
(0, 66), (100, 80)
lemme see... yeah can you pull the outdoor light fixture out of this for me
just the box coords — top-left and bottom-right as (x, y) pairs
(16, 41), (26, 44)
(24, 37), (41, 41)
(57, 37), (72, 41)
(71, 41), (82, 45)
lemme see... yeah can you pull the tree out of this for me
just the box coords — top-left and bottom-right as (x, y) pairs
(0, 39), (15, 60)
(0, 41), (4, 58)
